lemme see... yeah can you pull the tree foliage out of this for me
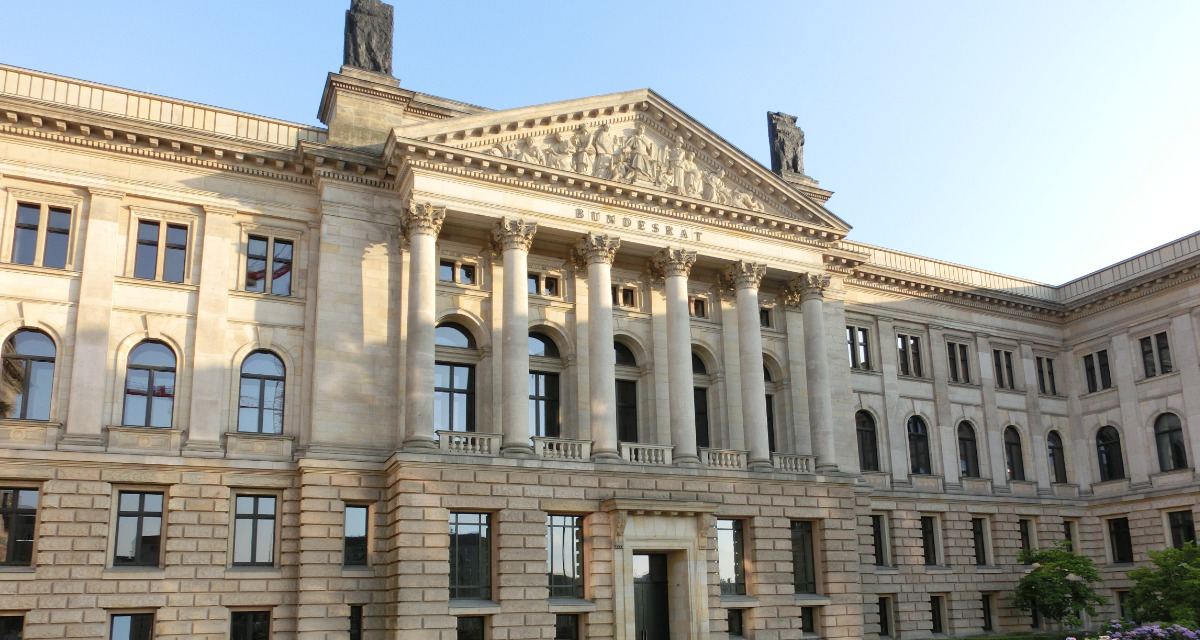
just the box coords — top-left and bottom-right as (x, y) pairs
(1011, 542), (1105, 628)
(1126, 541), (1200, 628)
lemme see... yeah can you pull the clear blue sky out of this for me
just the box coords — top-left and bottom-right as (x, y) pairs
(3, 1), (1197, 285)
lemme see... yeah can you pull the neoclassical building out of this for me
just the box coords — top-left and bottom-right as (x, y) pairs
(0, 4), (1197, 640)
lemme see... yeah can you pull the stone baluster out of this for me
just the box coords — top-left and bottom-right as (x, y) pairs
(653, 248), (700, 465)
(726, 260), (772, 469)
(792, 273), (838, 471)
(576, 233), (621, 460)
(401, 202), (446, 450)
(495, 218), (538, 457)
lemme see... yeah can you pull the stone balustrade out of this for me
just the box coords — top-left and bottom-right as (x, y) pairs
(436, 431), (502, 456)
(771, 453), (816, 473)
(532, 437), (592, 461)
(701, 448), (747, 469)
(620, 442), (673, 465)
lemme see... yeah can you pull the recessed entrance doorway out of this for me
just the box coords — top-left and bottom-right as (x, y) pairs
(633, 553), (670, 640)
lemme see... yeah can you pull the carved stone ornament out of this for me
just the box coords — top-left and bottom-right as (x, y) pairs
(613, 511), (628, 549)
(795, 273), (831, 301)
(648, 247), (697, 282)
(491, 218), (537, 253)
(402, 201), (446, 238)
(698, 513), (717, 550)
(573, 233), (620, 267)
(343, 0), (394, 76)
(768, 111), (806, 177)
(721, 260), (767, 291)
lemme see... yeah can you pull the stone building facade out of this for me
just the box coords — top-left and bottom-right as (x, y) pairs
(0, 7), (1198, 640)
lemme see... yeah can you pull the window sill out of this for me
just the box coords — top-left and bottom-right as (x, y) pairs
(0, 261), (81, 277)
(1104, 563), (1135, 569)
(103, 566), (165, 578)
(872, 565), (898, 573)
(548, 598), (596, 613)
(850, 367), (881, 376)
(0, 566), (36, 578)
(341, 566), (375, 578)
(793, 593), (831, 605)
(105, 426), (184, 455)
(1136, 370), (1180, 385)
(0, 420), (60, 449)
(923, 565), (953, 572)
(720, 595), (759, 608)
(225, 566), (282, 577)
(227, 289), (305, 304)
(448, 599), (501, 615)
(974, 566), (1004, 574)
(114, 276), (198, 291)
(896, 374), (931, 382)
(947, 380), (979, 389)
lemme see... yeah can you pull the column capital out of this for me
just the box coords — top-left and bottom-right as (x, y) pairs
(649, 247), (697, 280)
(492, 217), (537, 253)
(722, 260), (766, 291)
(783, 272), (831, 305)
(574, 232), (620, 267)
(402, 201), (446, 238)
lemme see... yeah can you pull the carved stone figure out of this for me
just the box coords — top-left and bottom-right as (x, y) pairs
(767, 111), (805, 176)
(733, 189), (765, 212)
(702, 166), (732, 204)
(544, 132), (573, 171)
(666, 135), (686, 193)
(681, 151), (702, 198)
(514, 135), (544, 165)
(591, 124), (615, 179)
(343, 0), (394, 76)
(612, 146), (635, 183)
(570, 125), (593, 175)
(620, 122), (656, 184)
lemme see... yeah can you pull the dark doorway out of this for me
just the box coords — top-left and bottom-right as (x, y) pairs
(633, 553), (670, 640)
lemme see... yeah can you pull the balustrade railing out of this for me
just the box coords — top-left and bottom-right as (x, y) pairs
(436, 430), (502, 456)
(701, 448), (747, 469)
(620, 442), (673, 465)
(772, 453), (816, 473)
(532, 437), (592, 461)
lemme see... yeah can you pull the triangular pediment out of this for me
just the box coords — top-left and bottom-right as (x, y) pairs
(391, 89), (850, 234)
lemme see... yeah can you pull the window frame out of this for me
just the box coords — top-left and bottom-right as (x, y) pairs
(343, 503), (369, 567)
(527, 270), (563, 299)
(856, 410), (880, 472)
(439, 258), (479, 287)
(871, 513), (891, 567)
(2, 188), (82, 271)
(1096, 425), (1127, 482)
(449, 512), (492, 600)
(908, 415), (932, 475)
(0, 615), (24, 640)
(237, 350), (286, 435)
(717, 518), (746, 596)
(1035, 355), (1058, 396)
(1082, 349), (1114, 393)
(878, 596), (894, 638)
(109, 611), (155, 640)
(434, 323), (480, 434)
(529, 332), (564, 440)
(919, 514), (942, 567)
(897, 332), (924, 378)
(611, 284), (638, 310)
(958, 421), (980, 479)
(847, 324), (872, 371)
(111, 489), (165, 568)
(790, 520), (819, 595)
(239, 223), (304, 297)
(547, 514), (585, 599)
(970, 516), (991, 566)
(1153, 412), (1189, 473)
(1047, 430), (1068, 484)
(1166, 509), (1196, 549)
(1138, 331), (1173, 379)
(1004, 426), (1026, 482)
(992, 347), (1017, 390)
(229, 610), (271, 640)
(930, 594), (946, 635)
(614, 341), (640, 444)
(121, 341), (177, 429)
(1107, 517), (1134, 565)
(2, 329), (57, 422)
(688, 295), (710, 319)
(124, 208), (197, 285)
(231, 493), (278, 568)
(1017, 518), (1037, 562)
(0, 485), (39, 567)
(946, 340), (971, 384)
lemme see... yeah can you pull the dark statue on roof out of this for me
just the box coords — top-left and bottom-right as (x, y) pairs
(767, 111), (806, 177)
(343, 0), (394, 76)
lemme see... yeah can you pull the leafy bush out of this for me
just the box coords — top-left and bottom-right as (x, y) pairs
(1126, 542), (1200, 627)
(1011, 542), (1105, 627)
(1069, 619), (1200, 640)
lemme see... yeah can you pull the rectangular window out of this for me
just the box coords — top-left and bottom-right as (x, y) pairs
(759, 307), (772, 328)
(981, 594), (994, 631)
(878, 597), (893, 638)
(615, 379), (638, 443)
(1031, 608), (1041, 629)
(947, 341), (971, 383)
(1036, 356), (1057, 395)
(848, 325), (871, 370)
(871, 514), (889, 567)
(1117, 590), (1130, 621)
(434, 363), (476, 432)
(1109, 517), (1134, 564)
(1140, 332), (1173, 378)
(232, 495), (276, 566)
(449, 513), (491, 600)
(133, 220), (189, 283)
(931, 595), (945, 634)
(689, 296), (707, 318)
(993, 349), (1016, 389)
(971, 517), (988, 566)
(612, 286), (636, 308)
(113, 491), (163, 567)
(920, 515), (939, 566)
(547, 515), (584, 599)
(349, 606), (363, 640)
(554, 614), (579, 640)
(1168, 510), (1196, 549)
(246, 236), (293, 295)
(0, 487), (38, 566)
(717, 519), (746, 596)
(459, 264), (477, 286)
(897, 334), (923, 377)
(527, 273), (559, 297)
(1084, 350), (1114, 393)
(0, 616), (24, 640)
(134, 221), (160, 280)
(441, 260), (457, 282)
(800, 606), (818, 634)
(456, 617), (485, 640)
(344, 505), (368, 566)
(727, 609), (744, 637)
(110, 613), (153, 640)
(1018, 519), (1033, 561)
(1063, 519), (1076, 551)
(230, 611), (270, 640)
(11, 202), (72, 269)
(791, 520), (817, 594)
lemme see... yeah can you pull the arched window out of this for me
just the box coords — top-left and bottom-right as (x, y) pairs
(1047, 431), (1067, 484)
(1004, 427), (1025, 481)
(2, 330), (55, 421)
(614, 341), (638, 443)
(856, 411), (879, 472)
(1154, 413), (1189, 472)
(123, 341), (176, 428)
(1096, 426), (1125, 482)
(238, 351), (285, 434)
(435, 322), (477, 432)
(908, 416), (931, 475)
(693, 350), (711, 449)
(529, 332), (561, 439)
(958, 421), (980, 478)
(692, 354), (707, 375)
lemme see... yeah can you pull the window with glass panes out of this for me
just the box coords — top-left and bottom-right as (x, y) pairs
(109, 613), (154, 640)
(344, 505), (368, 566)
(11, 201), (72, 269)
(717, 519), (746, 596)
(791, 520), (818, 594)
(1154, 413), (1189, 472)
(1168, 510), (1196, 549)
(908, 416), (932, 475)
(993, 348), (1017, 389)
(958, 421), (980, 478)
(897, 333), (923, 377)
(238, 351), (285, 434)
(1004, 426), (1026, 481)
(547, 515), (583, 598)
(529, 333), (561, 439)
(2, 329), (56, 421)
(1036, 356), (1057, 395)
(554, 614), (579, 640)
(1097, 426), (1126, 481)
(614, 342), (639, 443)
(857, 411), (880, 472)
(245, 235), (293, 296)
(233, 495), (276, 566)
(456, 617), (485, 640)
(1018, 519), (1034, 560)
(230, 611), (270, 640)
(947, 341), (971, 383)
(349, 606), (363, 640)
(1139, 332), (1173, 378)
(122, 342), (176, 428)
(1062, 520), (1076, 551)
(930, 595), (945, 634)
(982, 594), (994, 631)
(847, 325), (871, 370)
(1108, 517), (1134, 564)
(971, 517), (988, 565)
(0, 487), (38, 566)
(1047, 431), (1068, 484)
(435, 324), (477, 433)
(449, 513), (491, 600)
(878, 597), (893, 637)
(1083, 350), (1113, 393)
(920, 515), (939, 566)
(133, 220), (188, 283)
(439, 259), (477, 286)
(0, 615), (23, 640)
(871, 514), (889, 566)
(113, 491), (163, 566)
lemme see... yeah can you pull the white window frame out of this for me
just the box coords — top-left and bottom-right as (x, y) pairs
(991, 346), (1018, 390)
(1136, 329), (1173, 379)
(1034, 354), (1058, 396)
(2, 187), (83, 270)
(124, 207), (198, 285)
(946, 338), (973, 384)
(238, 222), (304, 297)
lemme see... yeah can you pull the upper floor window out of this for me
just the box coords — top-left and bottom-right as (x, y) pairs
(971, 517), (990, 565)
(1154, 413), (1189, 472)
(856, 410), (880, 472)
(435, 323), (477, 433)
(1047, 431), (1068, 484)
(897, 333), (923, 377)
(11, 201), (72, 269)
(246, 235), (293, 296)
(110, 613), (154, 640)
(238, 351), (285, 434)
(1139, 332), (1173, 378)
(764, 362), (778, 454)
(529, 332), (562, 439)
(439, 259), (477, 286)
(791, 520), (818, 595)
(123, 341), (176, 428)
(547, 514), (584, 599)
(449, 512), (491, 600)
(1004, 426), (1026, 481)
(1096, 426), (1126, 482)
(611, 285), (637, 309)
(614, 341), (639, 443)
(689, 296), (709, 319)
(133, 220), (188, 283)
(958, 421), (980, 478)
(908, 416), (931, 475)
(1036, 356), (1058, 395)
(694, 353), (712, 449)
(344, 504), (369, 567)
(847, 325), (871, 370)
(528, 272), (560, 297)
(871, 513), (890, 567)
(993, 349), (1017, 390)
(1083, 349), (1113, 393)
(717, 519), (746, 596)
(1167, 510), (1196, 549)
(947, 340), (971, 384)
(0, 487), (38, 566)
(759, 307), (773, 328)
(2, 329), (55, 421)
(113, 491), (163, 567)
(233, 494), (276, 566)
(920, 515), (940, 566)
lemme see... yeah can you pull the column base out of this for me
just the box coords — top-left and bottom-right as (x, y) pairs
(816, 462), (840, 472)
(500, 443), (536, 459)
(57, 433), (104, 452)
(673, 455), (701, 467)
(182, 440), (225, 458)
(747, 459), (774, 471)
(592, 448), (621, 462)
(402, 436), (438, 452)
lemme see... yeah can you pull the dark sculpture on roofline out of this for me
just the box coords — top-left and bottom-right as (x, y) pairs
(344, 0), (394, 76)
(768, 111), (806, 177)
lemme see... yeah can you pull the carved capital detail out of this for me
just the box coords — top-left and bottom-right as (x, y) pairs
(785, 272), (831, 304)
(649, 247), (697, 281)
(721, 260), (766, 291)
(491, 217), (537, 253)
(402, 201), (446, 238)
(573, 232), (620, 268)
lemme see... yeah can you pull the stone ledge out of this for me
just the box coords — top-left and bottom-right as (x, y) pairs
(225, 432), (295, 461)
(448, 599), (501, 616)
(548, 598), (597, 613)
(105, 426), (183, 455)
(0, 420), (59, 450)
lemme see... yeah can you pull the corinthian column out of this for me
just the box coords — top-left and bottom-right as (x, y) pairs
(576, 233), (621, 460)
(726, 260), (772, 469)
(402, 202), (446, 450)
(792, 273), (838, 471)
(495, 218), (538, 457)
(653, 248), (700, 465)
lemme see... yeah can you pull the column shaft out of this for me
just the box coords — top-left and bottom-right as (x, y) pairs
(729, 261), (771, 469)
(800, 289), (837, 471)
(402, 203), (444, 449)
(579, 234), (620, 460)
(498, 219), (537, 456)
(658, 248), (698, 465)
